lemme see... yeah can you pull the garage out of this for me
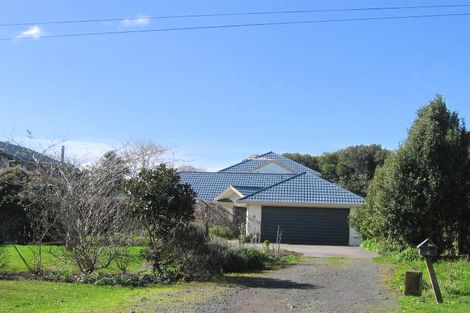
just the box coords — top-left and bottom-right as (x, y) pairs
(261, 206), (350, 245)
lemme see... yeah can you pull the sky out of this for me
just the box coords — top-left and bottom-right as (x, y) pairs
(1, 0), (469, 170)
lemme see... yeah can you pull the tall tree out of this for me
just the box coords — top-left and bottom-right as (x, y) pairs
(284, 144), (389, 196)
(353, 95), (470, 254)
(282, 153), (320, 172)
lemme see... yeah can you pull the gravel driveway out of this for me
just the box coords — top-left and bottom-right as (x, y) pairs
(149, 258), (396, 313)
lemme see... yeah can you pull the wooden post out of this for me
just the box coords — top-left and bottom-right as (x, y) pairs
(405, 270), (423, 296)
(425, 257), (443, 304)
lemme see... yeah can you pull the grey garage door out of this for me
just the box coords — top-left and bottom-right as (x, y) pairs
(261, 206), (350, 245)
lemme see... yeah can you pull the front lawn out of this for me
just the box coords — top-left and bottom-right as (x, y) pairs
(0, 279), (202, 313)
(375, 256), (470, 312)
(0, 243), (303, 312)
(0, 280), (144, 313)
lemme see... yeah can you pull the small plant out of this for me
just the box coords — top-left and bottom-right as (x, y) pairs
(208, 225), (234, 239)
(240, 233), (255, 243)
(263, 240), (270, 252)
(114, 245), (135, 274)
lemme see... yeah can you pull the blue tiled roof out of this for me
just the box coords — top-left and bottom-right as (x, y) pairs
(180, 152), (364, 205)
(240, 172), (365, 205)
(178, 171), (295, 201)
(219, 152), (320, 176)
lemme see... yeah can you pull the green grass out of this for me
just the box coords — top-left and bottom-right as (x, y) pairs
(0, 245), (305, 312)
(0, 279), (193, 313)
(374, 256), (470, 312)
(325, 256), (350, 264)
(281, 254), (304, 264)
(1, 245), (147, 274)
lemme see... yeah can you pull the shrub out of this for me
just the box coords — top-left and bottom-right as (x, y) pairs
(208, 225), (234, 239)
(219, 246), (271, 273)
(72, 272), (160, 287)
(240, 247), (267, 269)
(0, 168), (31, 244)
(146, 223), (226, 281)
(126, 165), (196, 275)
(360, 238), (410, 256)
(240, 233), (255, 243)
(389, 247), (420, 262)
(0, 247), (8, 271)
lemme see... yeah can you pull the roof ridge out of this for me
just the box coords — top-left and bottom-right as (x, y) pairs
(239, 172), (306, 200)
(217, 151), (274, 172)
(217, 159), (251, 172)
(182, 171), (296, 176)
(255, 151), (274, 158)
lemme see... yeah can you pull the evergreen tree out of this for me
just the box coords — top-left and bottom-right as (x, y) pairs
(353, 95), (470, 254)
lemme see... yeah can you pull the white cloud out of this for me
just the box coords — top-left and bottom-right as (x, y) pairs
(16, 25), (43, 39)
(122, 16), (150, 27)
(59, 140), (115, 164)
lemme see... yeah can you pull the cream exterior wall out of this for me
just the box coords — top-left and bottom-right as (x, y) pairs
(245, 204), (262, 234)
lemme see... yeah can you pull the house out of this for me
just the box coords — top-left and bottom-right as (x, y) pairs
(0, 141), (58, 170)
(179, 152), (365, 246)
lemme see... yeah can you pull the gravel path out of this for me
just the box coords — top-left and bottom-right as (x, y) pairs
(150, 258), (397, 313)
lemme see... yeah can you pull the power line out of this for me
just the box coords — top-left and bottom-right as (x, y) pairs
(1, 3), (470, 27)
(3, 12), (470, 41)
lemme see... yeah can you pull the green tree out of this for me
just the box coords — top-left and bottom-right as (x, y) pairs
(334, 145), (390, 196)
(282, 153), (319, 171)
(126, 164), (196, 274)
(353, 95), (470, 254)
(284, 144), (389, 196)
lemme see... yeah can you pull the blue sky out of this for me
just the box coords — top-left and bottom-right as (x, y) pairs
(1, 0), (469, 170)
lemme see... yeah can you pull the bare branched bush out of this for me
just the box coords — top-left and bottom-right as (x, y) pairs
(194, 201), (237, 235)
(27, 153), (132, 274)
(122, 140), (168, 175)
(176, 165), (206, 172)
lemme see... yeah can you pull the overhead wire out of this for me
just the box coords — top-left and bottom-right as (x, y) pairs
(1, 3), (470, 27)
(2, 10), (470, 41)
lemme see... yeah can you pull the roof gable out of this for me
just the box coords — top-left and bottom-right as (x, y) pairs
(219, 152), (320, 175)
(214, 185), (264, 202)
